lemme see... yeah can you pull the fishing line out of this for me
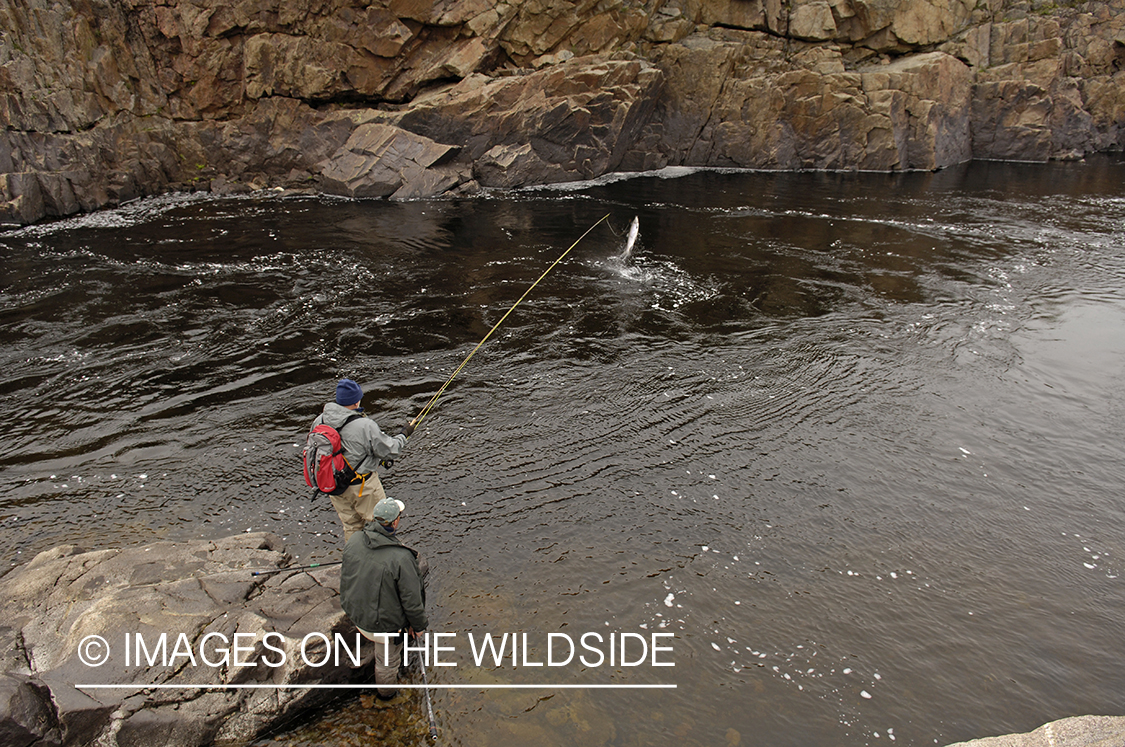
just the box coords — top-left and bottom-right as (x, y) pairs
(409, 213), (610, 431)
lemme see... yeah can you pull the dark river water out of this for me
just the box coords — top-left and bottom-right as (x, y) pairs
(2, 158), (1124, 747)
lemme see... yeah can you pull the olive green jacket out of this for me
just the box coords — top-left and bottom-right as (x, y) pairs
(340, 522), (427, 634)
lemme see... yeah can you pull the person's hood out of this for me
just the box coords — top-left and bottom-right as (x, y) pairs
(320, 401), (363, 429)
(360, 521), (420, 557)
(361, 521), (401, 550)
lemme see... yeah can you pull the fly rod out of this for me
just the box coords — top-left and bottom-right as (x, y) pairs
(249, 560), (342, 577)
(410, 213), (610, 432)
(416, 634), (440, 741)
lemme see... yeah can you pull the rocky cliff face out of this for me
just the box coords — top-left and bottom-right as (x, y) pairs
(1, 0), (1123, 224)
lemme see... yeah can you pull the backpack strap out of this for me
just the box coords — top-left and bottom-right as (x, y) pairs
(337, 412), (367, 490)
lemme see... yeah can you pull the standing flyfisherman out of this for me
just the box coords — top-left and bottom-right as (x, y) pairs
(310, 378), (414, 542)
(339, 497), (429, 700)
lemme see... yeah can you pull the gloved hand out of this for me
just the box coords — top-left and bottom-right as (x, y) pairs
(399, 422), (416, 438)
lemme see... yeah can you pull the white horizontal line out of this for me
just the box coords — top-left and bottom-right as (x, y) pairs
(76, 683), (676, 690)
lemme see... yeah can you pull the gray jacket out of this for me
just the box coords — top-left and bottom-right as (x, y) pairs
(312, 402), (407, 475)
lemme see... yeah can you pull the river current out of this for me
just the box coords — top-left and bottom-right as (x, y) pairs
(2, 158), (1124, 747)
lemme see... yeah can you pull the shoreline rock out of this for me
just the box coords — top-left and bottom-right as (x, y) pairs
(0, 533), (370, 747)
(945, 715), (1125, 747)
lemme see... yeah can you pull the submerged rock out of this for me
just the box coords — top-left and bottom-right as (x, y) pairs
(0, 534), (368, 747)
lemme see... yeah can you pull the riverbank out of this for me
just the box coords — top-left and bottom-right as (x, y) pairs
(1, 534), (1121, 746)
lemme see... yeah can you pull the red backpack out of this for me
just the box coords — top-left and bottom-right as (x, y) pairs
(303, 414), (362, 496)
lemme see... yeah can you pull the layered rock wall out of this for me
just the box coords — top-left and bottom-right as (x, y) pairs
(1, 0), (1123, 224)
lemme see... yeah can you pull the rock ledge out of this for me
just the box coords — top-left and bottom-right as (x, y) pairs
(0, 533), (366, 747)
(946, 715), (1125, 747)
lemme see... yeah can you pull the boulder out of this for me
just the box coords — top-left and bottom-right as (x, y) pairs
(0, 534), (373, 747)
(858, 51), (973, 169)
(0, 173), (46, 225)
(474, 142), (569, 187)
(315, 122), (466, 198)
(889, 0), (976, 47)
(790, 1), (839, 42)
(944, 715), (1125, 747)
(383, 54), (664, 185)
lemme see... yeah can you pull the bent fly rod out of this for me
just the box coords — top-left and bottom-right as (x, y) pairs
(409, 213), (610, 432)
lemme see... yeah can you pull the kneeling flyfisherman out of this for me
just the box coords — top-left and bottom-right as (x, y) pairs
(339, 497), (428, 700)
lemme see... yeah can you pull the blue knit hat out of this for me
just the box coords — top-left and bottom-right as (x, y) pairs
(336, 378), (363, 406)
